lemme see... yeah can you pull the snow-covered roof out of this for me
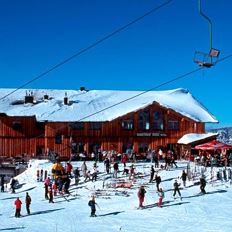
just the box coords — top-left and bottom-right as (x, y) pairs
(0, 88), (218, 123)
(177, 133), (218, 145)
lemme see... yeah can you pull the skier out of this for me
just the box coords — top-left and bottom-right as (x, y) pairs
(73, 167), (80, 185)
(121, 154), (128, 167)
(84, 171), (91, 182)
(48, 185), (54, 203)
(66, 162), (73, 177)
(181, 170), (187, 187)
(157, 188), (165, 207)
(88, 195), (98, 217)
(52, 181), (58, 196)
(129, 164), (135, 180)
(137, 185), (146, 208)
(154, 151), (159, 168)
(200, 175), (207, 194)
(10, 178), (17, 193)
(63, 176), (71, 194)
(113, 161), (119, 178)
(14, 197), (22, 218)
(25, 192), (31, 215)
(44, 177), (50, 200)
(81, 161), (88, 178)
(154, 174), (161, 191)
(92, 166), (97, 182)
(149, 165), (155, 183)
(173, 180), (182, 199)
(104, 157), (110, 174)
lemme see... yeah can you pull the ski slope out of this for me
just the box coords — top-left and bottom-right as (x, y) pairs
(0, 159), (231, 232)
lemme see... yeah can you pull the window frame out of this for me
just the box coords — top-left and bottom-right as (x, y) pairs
(89, 122), (102, 130)
(138, 110), (150, 131)
(167, 119), (179, 131)
(69, 122), (84, 130)
(121, 119), (134, 130)
(152, 111), (164, 130)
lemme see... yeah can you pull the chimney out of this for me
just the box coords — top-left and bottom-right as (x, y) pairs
(80, 86), (85, 91)
(64, 92), (68, 105)
(24, 90), (34, 104)
(44, 94), (49, 102)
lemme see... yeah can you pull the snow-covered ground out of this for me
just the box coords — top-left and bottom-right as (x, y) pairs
(0, 159), (232, 232)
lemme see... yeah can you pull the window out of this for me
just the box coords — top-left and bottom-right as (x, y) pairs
(138, 111), (150, 130)
(70, 122), (84, 130)
(71, 142), (85, 153)
(55, 133), (62, 144)
(71, 142), (78, 153)
(138, 143), (149, 153)
(168, 120), (179, 130)
(152, 111), (164, 130)
(12, 121), (22, 131)
(122, 143), (133, 154)
(121, 119), (134, 130)
(89, 122), (102, 130)
(77, 142), (85, 153)
(89, 143), (101, 154)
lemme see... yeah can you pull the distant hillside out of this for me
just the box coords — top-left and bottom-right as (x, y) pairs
(207, 127), (232, 144)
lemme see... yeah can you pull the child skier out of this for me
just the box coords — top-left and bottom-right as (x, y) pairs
(88, 195), (98, 217)
(173, 180), (182, 200)
(149, 165), (155, 183)
(181, 170), (187, 187)
(48, 186), (54, 203)
(200, 175), (207, 194)
(137, 185), (146, 208)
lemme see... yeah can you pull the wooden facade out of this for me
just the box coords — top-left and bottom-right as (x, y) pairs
(0, 102), (205, 159)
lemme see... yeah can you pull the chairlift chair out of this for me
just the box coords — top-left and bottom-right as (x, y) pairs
(194, 0), (220, 68)
(194, 48), (220, 68)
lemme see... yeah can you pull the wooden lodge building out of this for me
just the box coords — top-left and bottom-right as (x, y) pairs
(0, 88), (218, 160)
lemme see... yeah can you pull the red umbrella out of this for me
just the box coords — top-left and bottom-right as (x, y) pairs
(195, 140), (232, 150)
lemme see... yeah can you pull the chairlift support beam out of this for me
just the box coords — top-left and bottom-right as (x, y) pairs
(194, 0), (219, 68)
(198, 0), (212, 51)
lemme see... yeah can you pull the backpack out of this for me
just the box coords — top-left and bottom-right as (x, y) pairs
(88, 200), (92, 206)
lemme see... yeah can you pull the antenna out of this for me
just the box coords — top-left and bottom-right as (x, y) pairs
(193, 0), (220, 68)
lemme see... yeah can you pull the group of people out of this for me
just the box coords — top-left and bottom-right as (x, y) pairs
(137, 166), (207, 209)
(6, 155), (210, 218)
(14, 192), (31, 217)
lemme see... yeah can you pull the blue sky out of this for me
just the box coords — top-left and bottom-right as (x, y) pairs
(0, 0), (231, 128)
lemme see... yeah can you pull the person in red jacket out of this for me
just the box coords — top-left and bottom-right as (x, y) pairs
(121, 154), (128, 167)
(14, 197), (22, 217)
(157, 188), (165, 208)
(66, 162), (73, 177)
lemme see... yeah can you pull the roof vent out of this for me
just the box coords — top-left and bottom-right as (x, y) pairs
(24, 90), (34, 104)
(64, 92), (68, 105)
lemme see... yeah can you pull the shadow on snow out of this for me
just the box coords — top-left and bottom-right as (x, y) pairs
(98, 211), (125, 217)
(182, 189), (227, 199)
(0, 227), (26, 231)
(23, 208), (65, 217)
(162, 201), (190, 208)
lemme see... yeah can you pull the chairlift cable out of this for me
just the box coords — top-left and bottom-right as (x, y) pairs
(2, 52), (232, 158)
(0, 0), (174, 102)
